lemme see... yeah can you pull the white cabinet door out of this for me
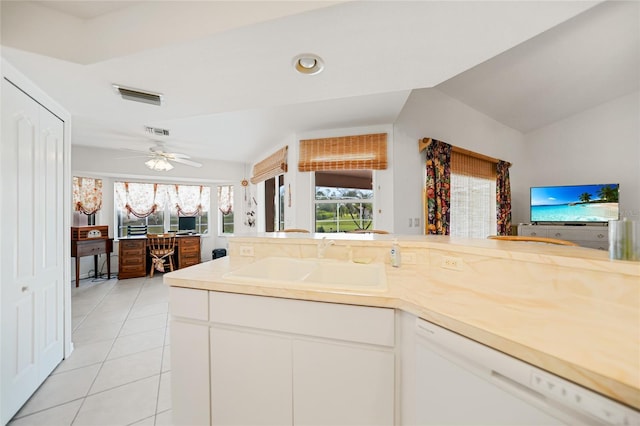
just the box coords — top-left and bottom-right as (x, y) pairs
(171, 320), (211, 426)
(1, 78), (64, 424)
(210, 327), (293, 426)
(293, 339), (395, 426)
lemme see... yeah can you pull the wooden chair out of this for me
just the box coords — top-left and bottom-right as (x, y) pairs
(350, 229), (390, 234)
(281, 228), (310, 233)
(147, 233), (177, 277)
(487, 235), (578, 246)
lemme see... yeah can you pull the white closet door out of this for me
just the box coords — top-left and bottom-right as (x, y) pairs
(1, 78), (65, 424)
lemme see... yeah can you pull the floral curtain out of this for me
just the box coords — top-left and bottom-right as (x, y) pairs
(73, 177), (103, 215)
(115, 182), (210, 218)
(114, 182), (162, 218)
(425, 139), (452, 235)
(218, 185), (233, 215)
(496, 160), (512, 235)
(169, 184), (209, 216)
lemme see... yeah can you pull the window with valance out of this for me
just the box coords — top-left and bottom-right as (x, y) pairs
(73, 176), (103, 215)
(114, 181), (210, 237)
(217, 185), (234, 234)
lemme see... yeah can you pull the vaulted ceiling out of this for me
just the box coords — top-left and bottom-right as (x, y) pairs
(1, 1), (638, 164)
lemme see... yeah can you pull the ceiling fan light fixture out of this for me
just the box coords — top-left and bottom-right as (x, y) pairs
(145, 157), (173, 171)
(293, 53), (324, 75)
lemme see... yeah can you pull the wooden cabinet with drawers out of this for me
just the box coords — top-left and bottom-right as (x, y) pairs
(178, 236), (201, 269)
(118, 235), (202, 279)
(118, 238), (147, 279)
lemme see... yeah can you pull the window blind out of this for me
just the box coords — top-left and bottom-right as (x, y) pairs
(450, 150), (497, 238)
(451, 150), (496, 179)
(250, 146), (288, 184)
(298, 133), (387, 172)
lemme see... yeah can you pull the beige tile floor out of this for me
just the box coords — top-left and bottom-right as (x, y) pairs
(9, 275), (173, 426)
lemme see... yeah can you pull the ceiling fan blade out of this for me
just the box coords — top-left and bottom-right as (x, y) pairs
(114, 155), (151, 160)
(166, 152), (190, 159)
(171, 158), (202, 168)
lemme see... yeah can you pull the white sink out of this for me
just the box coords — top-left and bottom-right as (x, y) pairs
(223, 257), (387, 291)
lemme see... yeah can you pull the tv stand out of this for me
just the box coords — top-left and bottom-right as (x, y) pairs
(518, 224), (608, 250)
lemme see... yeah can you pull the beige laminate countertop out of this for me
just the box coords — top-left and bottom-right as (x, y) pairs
(165, 234), (640, 410)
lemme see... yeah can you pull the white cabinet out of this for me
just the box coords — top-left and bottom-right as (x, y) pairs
(293, 339), (394, 426)
(518, 224), (608, 250)
(169, 288), (210, 426)
(210, 327), (293, 425)
(170, 288), (396, 426)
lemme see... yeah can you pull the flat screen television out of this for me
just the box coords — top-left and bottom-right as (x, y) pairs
(178, 216), (196, 232)
(530, 183), (619, 224)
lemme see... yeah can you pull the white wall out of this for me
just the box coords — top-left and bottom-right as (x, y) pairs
(393, 88), (527, 232)
(71, 145), (245, 279)
(523, 91), (640, 222)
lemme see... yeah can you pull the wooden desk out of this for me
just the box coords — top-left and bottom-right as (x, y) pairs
(71, 238), (113, 287)
(118, 235), (201, 279)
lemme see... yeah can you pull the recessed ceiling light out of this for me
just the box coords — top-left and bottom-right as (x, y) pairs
(293, 53), (324, 75)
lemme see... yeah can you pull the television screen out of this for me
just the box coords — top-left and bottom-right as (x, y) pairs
(178, 216), (196, 231)
(530, 184), (619, 223)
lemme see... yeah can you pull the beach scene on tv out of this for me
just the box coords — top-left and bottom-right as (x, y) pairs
(530, 184), (620, 223)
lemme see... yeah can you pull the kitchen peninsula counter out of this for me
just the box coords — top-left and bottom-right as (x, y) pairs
(165, 234), (640, 410)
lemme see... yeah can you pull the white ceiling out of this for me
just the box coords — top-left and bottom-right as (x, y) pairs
(1, 1), (638, 165)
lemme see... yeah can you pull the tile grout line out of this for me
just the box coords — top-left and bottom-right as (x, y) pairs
(71, 279), (118, 331)
(69, 279), (148, 426)
(153, 311), (171, 426)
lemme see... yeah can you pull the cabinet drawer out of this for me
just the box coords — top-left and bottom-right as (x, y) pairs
(548, 228), (608, 241)
(210, 292), (395, 347)
(76, 241), (106, 256)
(120, 239), (146, 249)
(180, 245), (200, 255)
(181, 259), (200, 268)
(120, 264), (145, 274)
(121, 247), (146, 256)
(180, 237), (200, 247)
(120, 255), (144, 266)
(518, 227), (545, 237)
(171, 287), (208, 320)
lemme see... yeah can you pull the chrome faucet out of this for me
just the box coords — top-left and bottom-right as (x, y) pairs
(317, 237), (335, 258)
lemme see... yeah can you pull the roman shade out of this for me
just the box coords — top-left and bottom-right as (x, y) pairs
(298, 133), (388, 172)
(250, 146), (288, 184)
(73, 176), (103, 215)
(451, 150), (497, 179)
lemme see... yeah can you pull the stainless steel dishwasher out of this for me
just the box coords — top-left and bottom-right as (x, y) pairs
(415, 318), (639, 425)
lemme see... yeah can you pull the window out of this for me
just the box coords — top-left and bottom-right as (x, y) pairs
(218, 185), (234, 234)
(264, 176), (285, 232)
(314, 170), (373, 233)
(114, 182), (210, 238)
(449, 151), (497, 238)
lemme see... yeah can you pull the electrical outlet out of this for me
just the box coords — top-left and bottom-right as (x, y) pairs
(239, 245), (254, 256)
(442, 255), (463, 271)
(414, 218), (420, 227)
(408, 218), (413, 228)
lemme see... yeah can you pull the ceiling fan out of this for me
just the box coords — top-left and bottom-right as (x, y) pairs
(121, 142), (203, 171)
(145, 144), (202, 171)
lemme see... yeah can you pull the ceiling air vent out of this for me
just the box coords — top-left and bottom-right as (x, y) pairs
(145, 126), (170, 137)
(113, 84), (163, 106)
